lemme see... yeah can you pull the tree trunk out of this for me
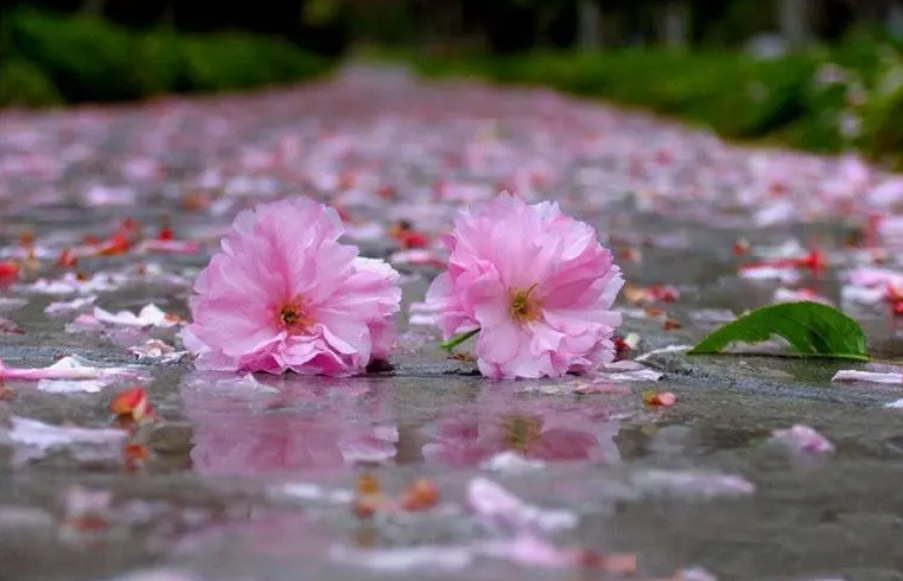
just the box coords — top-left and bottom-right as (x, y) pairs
(79, 0), (106, 17)
(577, 0), (601, 50)
(161, 2), (175, 29)
(890, 1), (903, 38)
(599, 9), (620, 47)
(662, 1), (690, 49)
(778, 0), (811, 47)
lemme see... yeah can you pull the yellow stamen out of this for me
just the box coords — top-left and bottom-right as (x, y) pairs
(508, 282), (542, 323)
(276, 297), (313, 334)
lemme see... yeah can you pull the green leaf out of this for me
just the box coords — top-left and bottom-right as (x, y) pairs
(688, 302), (869, 361)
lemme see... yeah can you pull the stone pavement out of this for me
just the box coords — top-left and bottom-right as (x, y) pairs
(0, 65), (901, 581)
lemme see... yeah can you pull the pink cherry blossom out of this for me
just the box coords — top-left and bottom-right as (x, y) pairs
(425, 194), (624, 379)
(182, 197), (401, 376)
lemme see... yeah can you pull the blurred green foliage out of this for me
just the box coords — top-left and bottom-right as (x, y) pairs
(0, 59), (64, 107)
(0, 10), (334, 107)
(403, 39), (903, 167)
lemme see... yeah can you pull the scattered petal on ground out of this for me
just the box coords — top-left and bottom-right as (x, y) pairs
(128, 339), (188, 363)
(268, 483), (354, 504)
(479, 451), (546, 473)
(631, 469), (756, 497)
(45, 295), (97, 315)
(770, 425), (835, 454)
(832, 369), (903, 384)
(6, 416), (126, 465)
(467, 477), (578, 532)
(635, 345), (694, 362)
(94, 304), (183, 328)
(1, 355), (139, 387)
(329, 545), (473, 572)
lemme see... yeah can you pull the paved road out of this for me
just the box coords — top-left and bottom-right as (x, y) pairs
(1, 66), (901, 581)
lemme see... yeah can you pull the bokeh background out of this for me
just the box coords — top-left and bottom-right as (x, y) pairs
(1, 0), (902, 166)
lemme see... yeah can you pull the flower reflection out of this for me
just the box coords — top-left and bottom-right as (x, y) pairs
(421, 391), (621, 466)
(180, 373), (397, 475)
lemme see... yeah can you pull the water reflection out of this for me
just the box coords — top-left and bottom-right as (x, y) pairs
(420, 391), (622, 466)
(180, 374), (623, 475)
(180, 373), (398, 475)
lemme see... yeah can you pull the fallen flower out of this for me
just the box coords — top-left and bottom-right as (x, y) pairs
(732, 238), (751, 256)
(94, 231), (131, 256)
(157, 224), (174, 241)
(1, 356), (138, 387)
(643, 391), (677, 407)
(21, 272), (124, 295)
(832, 369), (902, 384)
(270, 482), (354, 504)
(0, 316), (24, 334)
(426, 195), (624, 379)
(613, 332), (641, 360)
(110, 387), (154, 423)
(129, 339), (187, 363)
(94, 304), (183, 328)
(0, 260), (20, 281)
(407, 301), (440, 326)
(55, 248), (78, 268)
(741, 248), (827, 277)
(123, 442), (150, 471)
(59, 485), (115, 537)
(770, 424), (834, 454)
(135, 239), (201, 254)
(329, 545), (473, 572)
(388, 221), (431, 249)
(842, 266), (903, 316)
(623, 284), (679, 304)
(353, 473), (391, 517)
(388, 248), (445, 268)
(635, 344), (693, 362)
(479, 451), (546, 473)
(7, 416), (127, 465)
(330, 534), (640, 574)
(739, 264), (801, 283)
(399, 478), (440, 512)
(662, 315), (683, 330)
(631, 469), (756, 497)
(44, 295), (97, 315)
(66, 313), (105, 333)
(596, 360), (663, 382)
(17, 230), (35, 246)
(97, 568), (234, 581)
(352, 473), (439, 517)
(182, 197), (401, 376)
(845, 266), (903, 288)
(478, 533), (637, 572)
(0, 297), (28, 312)
(658, 567), (719, 581)
(774, 287), (833, 305)
(467, 477), (577, 532)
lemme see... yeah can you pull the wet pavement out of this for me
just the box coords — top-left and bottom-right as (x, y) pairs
(1, 65), (902, 581)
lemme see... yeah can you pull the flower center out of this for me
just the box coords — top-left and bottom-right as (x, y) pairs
(276, 297), (313, 334)
(508, 283), (542, 323)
